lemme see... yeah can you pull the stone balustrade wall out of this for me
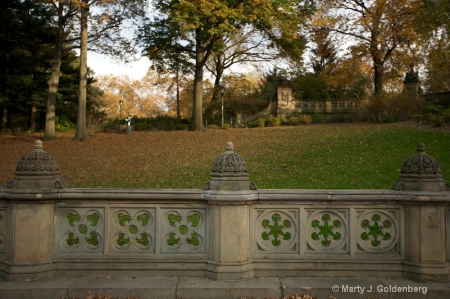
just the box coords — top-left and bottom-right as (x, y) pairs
(0, 141), (449, 282)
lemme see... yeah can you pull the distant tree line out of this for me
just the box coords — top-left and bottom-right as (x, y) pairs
(1, 0), (449, 135)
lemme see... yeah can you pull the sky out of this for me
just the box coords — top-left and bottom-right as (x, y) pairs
(88, 51), (151, 80)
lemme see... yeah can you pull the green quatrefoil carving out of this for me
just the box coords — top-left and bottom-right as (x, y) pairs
(116, 212), (151, 248)
(261, 213), (292, 247)
(311, 213), (342, 247)
(360, 214), (392, 247)
(65, 211), (101, 247)
(166, 212), (201, 247)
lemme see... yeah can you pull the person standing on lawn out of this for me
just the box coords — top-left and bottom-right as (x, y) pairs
(125, 114), (133, 134)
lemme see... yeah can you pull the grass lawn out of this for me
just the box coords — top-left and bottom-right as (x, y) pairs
(1, 123), (449, 190)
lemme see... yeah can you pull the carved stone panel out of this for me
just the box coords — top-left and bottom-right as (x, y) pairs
(356, 209), (400, 254)
(109, 208), (156, 254)
(305, 209), (349, 253)
(255, 209), (298, 253)
(160, 208), (206, 254)
(57, 207), (104, 255)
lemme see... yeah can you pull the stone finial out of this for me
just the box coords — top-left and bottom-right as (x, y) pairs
(211, 142), (248, 174)
(416, 141), (425, 154)
(392, 142), (446, 192)
(225, 141), (233, 152)
(204, 142), (256, 191)
(7, 140), (67, 190)
(34, 140), (44, 151)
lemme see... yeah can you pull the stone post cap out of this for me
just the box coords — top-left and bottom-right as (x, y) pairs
(204, 142), (256, 191)
(7, 140), (67, 190)
(392, 142), (447, 192)
(403, 63), (419, 83)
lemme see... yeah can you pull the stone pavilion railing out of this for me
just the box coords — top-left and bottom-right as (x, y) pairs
(0, 141), (449, 282)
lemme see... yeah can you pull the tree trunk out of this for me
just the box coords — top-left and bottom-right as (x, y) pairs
(190, 42), (205, 131)
(31, 101), (37, 132)
(373, 61), (384, 95)
(74, 3), (88, 141)
(2, 102), (7, 131)
(44, 12), (65, 140)
(176, 66), (181, 119)
(2, 53), (9, 131)
(211, 55), (224, 103)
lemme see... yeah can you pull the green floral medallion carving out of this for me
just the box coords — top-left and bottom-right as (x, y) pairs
(311, 213), (341, 247)
(360, 214), (391, 247)
(261, 213), (292, 247)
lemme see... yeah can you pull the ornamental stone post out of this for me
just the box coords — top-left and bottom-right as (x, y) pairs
(2, 140), (67, 280)
(393, 142), (449, 282)
(276, 79), (294, 119)
(204, 142), (257, 280)
(403, 63), (422, 105)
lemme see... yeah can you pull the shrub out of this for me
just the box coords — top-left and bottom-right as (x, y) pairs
(248, 117), (266, 128)
(300, 114), (313, 125)
(364, 92), (422, 123)
(288, 116), (300, 126)
(10, 115), (29, 131)
(413, 103), (450, 127)
(55, 115), (76, 132)
(265, 116), (281, 127)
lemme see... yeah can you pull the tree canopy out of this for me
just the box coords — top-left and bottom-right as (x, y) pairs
(137, 0), (315, 130)
(319, 0), (422, 94)
(2, 0), (450, 133)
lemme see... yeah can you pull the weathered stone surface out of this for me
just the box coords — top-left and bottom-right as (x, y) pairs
(393, 142), (447, 192)
(7, 140), (67, 190)
(0, 140), (449, 285)
(206, 142), (256, 191)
